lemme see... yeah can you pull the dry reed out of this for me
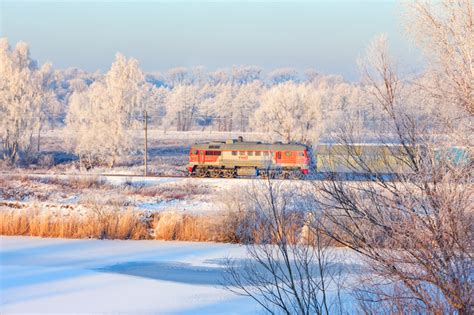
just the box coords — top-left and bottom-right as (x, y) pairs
(0, 207), (257, 243)
(0, 208), (150, 240)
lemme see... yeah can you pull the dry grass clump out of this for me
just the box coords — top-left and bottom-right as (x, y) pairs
(0, 179), (5, 191)
(79, 193), (131, 208)
(67, 175), (108, 189)
(153, 212), (214, 241)
(152, 211), (241, 242)
(151, 208), (298, 243)
(0, 201), (26, 209)
(43, 175), (109, 190)
(0, 208), (150, 240)
(0, 178), (39, 200)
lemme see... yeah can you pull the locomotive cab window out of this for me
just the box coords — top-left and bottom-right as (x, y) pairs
(232, 151), (237, 156)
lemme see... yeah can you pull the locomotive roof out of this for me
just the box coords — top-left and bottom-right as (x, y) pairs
(191, 141), (306, 151)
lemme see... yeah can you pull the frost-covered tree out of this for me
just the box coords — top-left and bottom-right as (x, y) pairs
(195, 84), (217, 130)
(166, 67), (189, 87)
(211, 83), (238, 131)
(209, 68), (230, 85)
(0, 38), (57, 163)
(66, 53), (147, 168)
(147, 85), (169, 125)
(233, 81), (262, 131)
(268, 67), (299, 84)
(53, 68), (101, 120)
(163, 84), (200, 131)
(253, 82), (323, 144)
(231, 65), (262, 84)
(104, 53), (146, 124)
(404, 0), (473, 115)
(304, 69), (320, 82)
(320, 81), (374, 136)
(35, 63), (61, 152)
(189, 66), (207, 86)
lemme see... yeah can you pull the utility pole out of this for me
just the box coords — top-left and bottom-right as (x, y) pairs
(144, 110), (148, 177)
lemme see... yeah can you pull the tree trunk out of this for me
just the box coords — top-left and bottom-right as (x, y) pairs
(177, 111), (181, 131)
(37, 125), (42, 152)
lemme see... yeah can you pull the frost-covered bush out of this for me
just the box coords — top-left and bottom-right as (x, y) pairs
(38, 154), (55, 168)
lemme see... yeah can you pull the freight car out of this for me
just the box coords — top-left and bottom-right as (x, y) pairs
(187, 137), (310, 178)
(315, 143), (415, 174)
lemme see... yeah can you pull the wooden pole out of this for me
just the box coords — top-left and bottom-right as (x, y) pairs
(144, 110), (148, 176)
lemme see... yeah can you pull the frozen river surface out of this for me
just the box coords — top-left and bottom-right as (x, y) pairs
(0, 236), (259, 314)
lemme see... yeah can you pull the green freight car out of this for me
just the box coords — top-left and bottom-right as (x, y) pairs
(315, 144), (418, 174)
(315, 144), (471, 175)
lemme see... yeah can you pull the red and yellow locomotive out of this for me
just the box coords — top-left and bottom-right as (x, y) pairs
(187, 138), (310, 178)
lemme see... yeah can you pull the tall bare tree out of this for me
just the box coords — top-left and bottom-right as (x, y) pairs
(313, 35), (473, 314)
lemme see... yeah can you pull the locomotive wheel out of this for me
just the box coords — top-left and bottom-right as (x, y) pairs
(268, 171), (278, 179)
(289, 171), (302, 180)
(210, 169), (222, 178)
(196, 168), (207, 178)
(223, 169), (235, 178)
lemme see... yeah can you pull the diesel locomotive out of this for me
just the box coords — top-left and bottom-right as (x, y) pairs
(187, 137), (310, 178)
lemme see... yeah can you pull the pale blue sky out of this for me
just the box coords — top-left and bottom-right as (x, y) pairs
(0, 0), (420, 80)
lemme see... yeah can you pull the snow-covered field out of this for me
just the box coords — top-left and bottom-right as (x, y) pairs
(0, 236), (360, 314)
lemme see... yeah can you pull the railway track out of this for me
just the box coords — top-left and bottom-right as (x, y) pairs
(0, 171), (309, 181)
(0, 171), (384, 183)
